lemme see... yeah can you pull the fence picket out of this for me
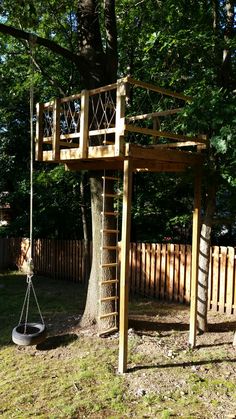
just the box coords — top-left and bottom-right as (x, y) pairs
(1, 238), (235, 314)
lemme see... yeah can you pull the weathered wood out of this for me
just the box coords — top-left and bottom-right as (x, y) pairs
(52, 98), (61, 161)
(118, 159), (133, 374)
(219, 247), (227, 313)
(189, 170), (201, 348)
(125, 124), (206, 144)
(80, 90), (89, 158)
(115, 81), (126, 156)
(126, 108), (183, 122)
(226, 247), (234, 314)
(125, 76), (192, 102)
(35, 102), (44, 161)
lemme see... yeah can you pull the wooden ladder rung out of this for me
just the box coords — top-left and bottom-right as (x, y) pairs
(101, 245), (118, 250)
(100, 296), (118, 302)
(99, 311), (118, 319)
(102, 176), (119, 181)
(102, 140), (115, 145)
(100, 279), (119, 285)
(100, 262), (118, 268)
(98, 326), (118, 337)
(101, 211), (118, 216)
(101, 229), (119, 234)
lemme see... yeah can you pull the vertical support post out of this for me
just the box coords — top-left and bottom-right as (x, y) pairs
(35, 102), (44, 161)
(118, 158), (133, 374)
(52, 98), (60, 161)
(189, 168), (202, 348)
(115, 81), (126, 156)
(80, 90), (89, 158)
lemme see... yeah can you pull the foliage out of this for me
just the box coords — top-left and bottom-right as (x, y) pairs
(0, 0), (235, 244)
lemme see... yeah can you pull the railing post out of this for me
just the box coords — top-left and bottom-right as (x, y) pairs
(115, 80), (126, 156)
(80, 90), (89, 158)
(35, 102), (44, 161)
(52, 98), (61, 161)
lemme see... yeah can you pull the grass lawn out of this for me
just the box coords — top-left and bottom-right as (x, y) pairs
(0, 272), (235, 418)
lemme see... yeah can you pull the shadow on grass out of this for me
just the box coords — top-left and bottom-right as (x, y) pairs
(128, 357), (236, 373)
(37, 333), (79, 350)
(129, 318), (236, 334)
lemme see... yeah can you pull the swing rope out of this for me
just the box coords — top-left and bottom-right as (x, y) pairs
(17, 35), (45, 329)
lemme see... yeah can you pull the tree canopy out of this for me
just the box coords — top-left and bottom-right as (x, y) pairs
(0, 0), (235, 244)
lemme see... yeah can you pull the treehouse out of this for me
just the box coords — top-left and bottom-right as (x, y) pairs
(35, 77), (205, 373)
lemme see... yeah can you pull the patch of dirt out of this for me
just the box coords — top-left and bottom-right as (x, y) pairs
(15, 301), (236, 418)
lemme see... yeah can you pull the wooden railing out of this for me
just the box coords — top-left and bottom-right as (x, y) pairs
(35, 77), (207, 162)
(1, 238), (235, 314)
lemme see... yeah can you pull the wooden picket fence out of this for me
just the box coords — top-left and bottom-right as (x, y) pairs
(0, 238), (235, 314)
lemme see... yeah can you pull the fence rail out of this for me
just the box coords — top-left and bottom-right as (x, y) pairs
(0, 238), (235, 314)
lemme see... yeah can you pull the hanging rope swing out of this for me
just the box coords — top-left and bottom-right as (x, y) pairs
(12, 37), (46, 346)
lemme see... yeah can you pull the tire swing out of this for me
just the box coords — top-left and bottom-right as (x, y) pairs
(12, 270), (47, 346)
(12, 36), (46, 347)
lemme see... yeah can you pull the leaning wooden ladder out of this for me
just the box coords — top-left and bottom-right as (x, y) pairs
(99, 171), (120, 336)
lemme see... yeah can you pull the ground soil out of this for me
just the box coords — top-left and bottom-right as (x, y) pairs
(18, 300), (236, 418)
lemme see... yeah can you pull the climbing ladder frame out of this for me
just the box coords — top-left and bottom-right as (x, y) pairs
(36, 76), (205, 373)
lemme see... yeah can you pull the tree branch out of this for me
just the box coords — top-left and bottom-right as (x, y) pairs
(0, 23), (88, 77)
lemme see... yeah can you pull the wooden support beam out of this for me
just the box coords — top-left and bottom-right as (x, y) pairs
(125, 124), (206, 144)
(126, 108), (183, 122)
(189, 168), (202, 348)
(115, 81), (126, 156)
(35, 102), (44, 161)
(80, 90), (89, 158)
(118, 159), (133, 374)
(52, 98), (61, 161)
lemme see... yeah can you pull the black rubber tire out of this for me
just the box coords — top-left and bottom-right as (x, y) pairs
(12, 323), (47, 346)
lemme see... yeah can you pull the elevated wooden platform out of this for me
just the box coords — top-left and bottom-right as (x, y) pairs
(35, 76), (206, 173)
(35, 77), (205, 373)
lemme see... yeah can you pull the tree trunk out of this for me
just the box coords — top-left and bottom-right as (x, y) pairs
(197, 180), (216, 333)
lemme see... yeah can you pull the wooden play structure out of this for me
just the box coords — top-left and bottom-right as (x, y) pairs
(35, 76), (206, 373)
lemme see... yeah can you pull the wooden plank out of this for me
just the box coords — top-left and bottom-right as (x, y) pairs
(160, 244), (166, 299)
(185, 245), (191, 303)
(226, 247), (234, 314)
(155, 244), (161, 298)
(125, 76), (192, 102)
(115, 81), (126, 156)
(89, 82), (117, 96)
(189, 170), (201, 348)
(52, 98), (61, 161)
(118, 159), (133, 374)
(146, 243), (151, 295)
(150, 243), (156, 297)
(179, 245), (186, 303)
(153, 141), (207, 149)
(219, 247), (227, 313)
(126, 143), (204, 165)
(141, 243), (146, 295)
(89, 127), (116, 136)
(126, 108), (183, 122)
(174, 244), (180, 302)
(168, 243), (174, 300)
(207, 247), (213, 310)
(125, 124), (204, 144)
(212, 246), (219, 312)
(35, 102), (44, 161)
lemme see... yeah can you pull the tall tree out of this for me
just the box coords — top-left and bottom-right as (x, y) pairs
(0, 0), (118, 331)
